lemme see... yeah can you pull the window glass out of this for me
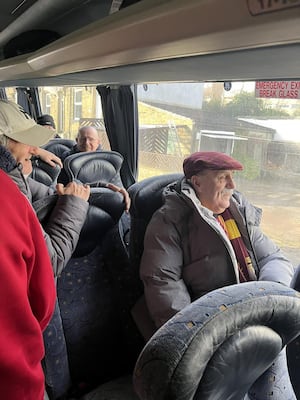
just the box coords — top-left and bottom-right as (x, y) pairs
(37, 86), (110, 148)
(45, 93), (51, 115)
(6, 87), (17, 102)
(137, 81), (300, 267)
(74, 88), (82, 121)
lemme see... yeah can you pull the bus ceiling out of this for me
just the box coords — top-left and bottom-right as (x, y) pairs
(0, 0), (299, 87)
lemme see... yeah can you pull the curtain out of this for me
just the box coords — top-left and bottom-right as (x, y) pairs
(0, 88), (7, 100)
(17, 87), (41, 120)
(97, 85), (138, 188)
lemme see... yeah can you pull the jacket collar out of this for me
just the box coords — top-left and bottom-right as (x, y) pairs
(0, 144), (18, 173)
(170, 177), (262, 227)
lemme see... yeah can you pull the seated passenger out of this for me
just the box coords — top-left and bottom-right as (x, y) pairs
(58, 125), (130, 211)
(33, 114), (63, 169)
(37, 114), (56, 131)
(0, 100), (90, 277)
(37, 113), (60, 138)
(61, 126), (102, 160)
(140, 151), (295, 399)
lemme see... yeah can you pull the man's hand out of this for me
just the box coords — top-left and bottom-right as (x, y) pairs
(56, 182), (90, 201)
(31, 147), (63, 168)
(106, 183), (131, 212)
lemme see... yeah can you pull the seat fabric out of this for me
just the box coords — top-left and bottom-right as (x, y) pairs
(42, 138), (76, 159)
(62, 151), (124, 187)
(31, 158), (61, 186)
(128, 173), (183, 279)
(133, 281), (300, 400)
(38, 188), (140, 399)
(287, 263), (300, 398)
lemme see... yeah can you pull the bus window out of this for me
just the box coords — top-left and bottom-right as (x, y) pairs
(37, 86), (111, 149)
(6, 87), (17, 103)
(137, 81), (300, 267)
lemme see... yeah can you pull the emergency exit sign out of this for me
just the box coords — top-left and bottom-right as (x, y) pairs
(255, 81), (300, 99)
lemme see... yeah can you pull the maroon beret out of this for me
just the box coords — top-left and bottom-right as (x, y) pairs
(183, 151), (243, 179)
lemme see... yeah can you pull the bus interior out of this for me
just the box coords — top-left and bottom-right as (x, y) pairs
(1, 1), (300, 399)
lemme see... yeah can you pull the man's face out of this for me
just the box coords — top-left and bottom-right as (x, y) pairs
(76, 127), (101, 152)
(7, 139), (36, 175)
(191, 169), (236, 214)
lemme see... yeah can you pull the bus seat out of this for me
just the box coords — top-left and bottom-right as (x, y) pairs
(31, 157), (61, 186)
(133, 281), (300, 400)
(40, 188), (137, 399)
(128, 174), (183, 341)
(62, 150), (130, 253)
(287, 263), (300, 398)
(43, 300), (72, 399)
(128, 173), (183, 277)
(61, 150), (124, 187)
(42, 138), (76, 160)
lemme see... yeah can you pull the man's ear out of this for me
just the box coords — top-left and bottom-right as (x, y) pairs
(190, 175), (202, 191)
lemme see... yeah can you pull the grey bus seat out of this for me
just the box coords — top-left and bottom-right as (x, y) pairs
(128, 173), (183, 278)
(61, 151), (124, 187)
(61, 150), (131, 254)
(42, 299), (71, 399)
(128, 174), (183, 341)
(35, 188), (137, 399)
(133, 281), (300, 400)
(30, 157), (61, 186)
(42, 138), (76, 159)
(287, 263), (300, 398)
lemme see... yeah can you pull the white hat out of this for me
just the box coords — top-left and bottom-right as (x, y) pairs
(0, 100), (54, 147)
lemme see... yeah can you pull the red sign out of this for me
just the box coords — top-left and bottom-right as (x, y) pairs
(255, 81), (300, 99)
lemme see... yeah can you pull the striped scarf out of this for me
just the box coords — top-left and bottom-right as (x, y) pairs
(217, 209), (257, 282)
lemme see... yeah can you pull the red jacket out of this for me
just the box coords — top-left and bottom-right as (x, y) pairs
(0, 170), (56, 399)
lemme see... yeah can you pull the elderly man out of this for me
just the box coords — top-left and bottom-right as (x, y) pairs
(58, 125), (131, 211)
(140, 151), (295, 400)
(0, 100), (90, 277)
(61, 125), (102, 160)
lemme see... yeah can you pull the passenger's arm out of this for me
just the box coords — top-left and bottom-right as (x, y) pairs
(140, 211), (191, 328)
(31, 147), (63, 168)
(233, 192), (294, 287)
(89, 181), (131, 212)
(106, 183), (131, 212)
(251, 226), (294, 287)
(41, 182), (90, 277)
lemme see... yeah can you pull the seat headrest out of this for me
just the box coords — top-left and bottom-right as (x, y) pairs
(63, 151), (124, 187)
(43, 139), (76, 159)
(134, 281), (300, 400)
(31, 158), (61, 186)
(128, 173), (183, 222)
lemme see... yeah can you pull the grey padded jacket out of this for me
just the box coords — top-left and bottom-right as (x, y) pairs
(0, 145), (89, 277)
(140, 178), (294, 328)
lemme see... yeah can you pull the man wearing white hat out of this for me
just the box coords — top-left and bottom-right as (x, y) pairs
(0, 100), (90, 277)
